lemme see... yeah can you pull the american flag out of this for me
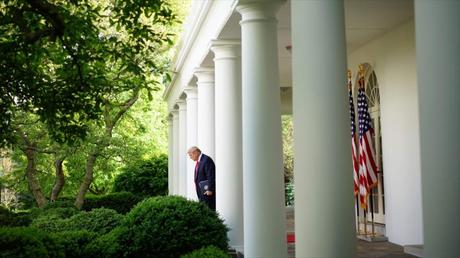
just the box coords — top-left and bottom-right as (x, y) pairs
(348, 75), (359, 196)
(357, 76), (379, 210)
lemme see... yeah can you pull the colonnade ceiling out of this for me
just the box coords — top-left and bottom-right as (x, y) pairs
(199, 0), (413, 90)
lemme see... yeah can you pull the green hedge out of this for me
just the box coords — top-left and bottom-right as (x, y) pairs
(0, 227), (63, 258)
(82, 192), (142, 214)
(84, 226), (124, 258)
(0, 206), (32, 227)
(31, 208), (122, 234)
(51, 230), (96, 258)
(180, 246), (230, 258)
(87, 196), (229, 258)
(112, 154), (168, 197)
(64, 208), (123, 234)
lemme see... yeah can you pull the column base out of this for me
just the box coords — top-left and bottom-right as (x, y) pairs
(228, 246), (244, 258)
(357, 234), (388, 242)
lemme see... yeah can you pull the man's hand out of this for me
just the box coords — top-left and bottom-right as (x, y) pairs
(204, 191), (213, 196)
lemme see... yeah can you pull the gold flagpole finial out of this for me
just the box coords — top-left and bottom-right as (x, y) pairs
(358, 64), (365, 88)
(358, 64), (365, 78)
(347, 70), (352, 90)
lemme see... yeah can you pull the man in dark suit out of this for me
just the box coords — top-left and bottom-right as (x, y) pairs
(187, 146), (216, 210)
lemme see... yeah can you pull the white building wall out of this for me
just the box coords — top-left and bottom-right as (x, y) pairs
(348, 20), (423, 246)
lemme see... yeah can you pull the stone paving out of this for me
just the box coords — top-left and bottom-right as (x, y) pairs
(285, 207), (417, 258)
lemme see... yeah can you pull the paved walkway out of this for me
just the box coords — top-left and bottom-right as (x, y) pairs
(285, 240), (417, 258)
(285, 207), (417, 258)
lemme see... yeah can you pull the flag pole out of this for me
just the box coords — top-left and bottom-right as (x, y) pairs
(369, 188), (375, 236)
(363, 205), (368, 235)
(347, 70), (360, 235)
(358, 65), (368, 236)
(356, 195), (360, 234)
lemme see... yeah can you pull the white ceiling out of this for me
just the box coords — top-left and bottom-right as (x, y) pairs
(204, 0), (414, 88)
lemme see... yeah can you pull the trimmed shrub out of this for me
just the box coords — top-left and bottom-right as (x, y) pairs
(180, 246), (230, 258)
(41, 207), (79, 219)
(30, 207), (79, 232)
(0, 227), (63, 258)
(45, 198), (75, 209)
(82, 192), (142, 214)
(50, 230), (96, 258)
(102, 196), (229, 258)
(0, 206), (32, 227)
(30, 216), (66, 233)
(84, 226), (125, 258)
(112, 154), (168, 197)
(31, 208), (122, 234)
(64, 208), (123, 234)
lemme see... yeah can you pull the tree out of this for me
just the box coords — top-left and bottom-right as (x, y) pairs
(0, 0), (177, 147)
(1, 0), (188, 208)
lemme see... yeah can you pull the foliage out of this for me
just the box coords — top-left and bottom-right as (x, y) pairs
(84, 226), (125, 258)
(282, 115), (294, 184)
(44, 199), (76, 209)
(30, 210), (72, 233)
(0, 227), (63, 258)
(112, 154), (168, 197)
(0, 0), (190, 209)
(64, 208), (123, 234)
(0, 206), (32, 227)
(31, 208), (123, 234)
(180, 246), (230, 258)
(50, 230), (96, 258)
(282, 115), (294, 206)
(87, 196), (229, 258)
(82, 191), (143, 214)
(285, 182), (295, 207)
(35, 206), (79, 221)
(0, 0), (178, 146)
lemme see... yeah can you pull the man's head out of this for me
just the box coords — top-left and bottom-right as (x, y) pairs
(187, 146), (201, 161)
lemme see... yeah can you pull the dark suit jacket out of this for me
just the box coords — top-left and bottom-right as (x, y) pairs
(194, 154), (216, 208)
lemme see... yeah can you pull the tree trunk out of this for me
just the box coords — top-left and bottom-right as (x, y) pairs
(25, 146), (47, 208)
(74, 90), (139, 209)
(50, 157), (65, 201)
(74, 151), (99, 209)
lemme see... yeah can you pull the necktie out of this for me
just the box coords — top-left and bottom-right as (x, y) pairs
(195, 161), (199, 179)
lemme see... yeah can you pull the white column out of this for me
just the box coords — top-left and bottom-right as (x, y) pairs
(194, 67), (215, 159)
(415, 2), (460, 257)
(184, 86), (199, 200)
(171, 109), (179, 195)
(168, 114), (173, 195)
(236, 2), (287, 257)
(291, 1), (355, 257)
(177, 99), (188, 197)
(210, 40), (243, 249)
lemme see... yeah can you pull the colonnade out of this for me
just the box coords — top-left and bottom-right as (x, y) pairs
(167, 0), (460, 257)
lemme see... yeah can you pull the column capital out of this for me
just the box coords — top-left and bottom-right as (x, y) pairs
(171, 109), (179, 117)
(176, 99), (187, 110)
(184, 86), (198, 100)
(236, 0), (285, 24)
(193, 67), (215, 83)
(210, 40), (241, 61)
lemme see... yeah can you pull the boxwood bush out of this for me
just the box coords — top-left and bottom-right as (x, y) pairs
(0, 227), (63, 258)
(82, 192), (142, 214)
(180, 246), (230, 258)
(64, 208), (123, 234)
(112, 154), (168, 197)
(31, 208), (122, 234)
(0, 206), (32, 227)
(84, 226), (125, 258)
(50, 230), (96, 258)
(87, 196), (229, 258)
